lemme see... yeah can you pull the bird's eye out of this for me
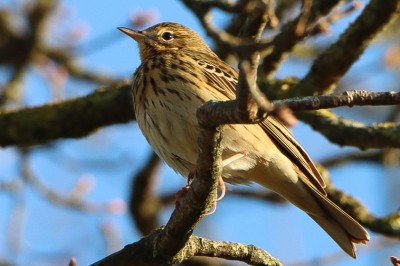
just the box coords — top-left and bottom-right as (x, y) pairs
(161, 32), (173, 41)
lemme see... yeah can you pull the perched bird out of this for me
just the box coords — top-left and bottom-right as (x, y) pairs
(118, 22), (369, 258)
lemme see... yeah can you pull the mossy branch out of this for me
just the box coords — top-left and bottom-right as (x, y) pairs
(0, 82), (133, 147)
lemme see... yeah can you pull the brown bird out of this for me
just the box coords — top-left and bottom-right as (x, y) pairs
(118, 22), (369, 258)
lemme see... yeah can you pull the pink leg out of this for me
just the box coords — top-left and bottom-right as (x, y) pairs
(206, 201), (217, 215)
(177, 152), (246, 214)
(216, 176), (226, 201)
(215, 152), (246, 201)
(222, 152), (246, 167)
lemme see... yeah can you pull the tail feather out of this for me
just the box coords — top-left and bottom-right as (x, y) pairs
(309, 215), (357, 258)
(305, 183), (370, 258)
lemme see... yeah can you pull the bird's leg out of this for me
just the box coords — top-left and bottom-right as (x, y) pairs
(176, 152), (246, 214)
(175, 166), (196, 211)
(216, 176), (226, 201)
(222, 152), (246, 167)
(204, 152), (246, 215)
(216, 152), (246, 201)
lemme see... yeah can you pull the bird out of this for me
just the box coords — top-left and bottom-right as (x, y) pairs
(118, 22), (370, 258)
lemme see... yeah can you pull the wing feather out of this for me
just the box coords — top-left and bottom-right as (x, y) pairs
(189, 51), (325, 193)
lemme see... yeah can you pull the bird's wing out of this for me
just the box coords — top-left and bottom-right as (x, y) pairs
(188, 51), (237, 99)
(260, 117), (326, 194)
(191, 51), (326, 194)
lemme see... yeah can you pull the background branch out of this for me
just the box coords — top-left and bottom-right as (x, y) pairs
(297, 110), (400, 149)
(295, 0), (400, 95)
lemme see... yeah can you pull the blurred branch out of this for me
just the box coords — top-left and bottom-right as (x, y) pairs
(180, 0), (242, 49)
(101, 222), (124, 253)
(214, 0), (260, 60)
(321, 149), (400, 168)
(313, 164), (400, 238)
(182, 0), (279, 59)
(293, 0), (313, 38)
(308, 1), (363, 36)
(0, 1), (119, 100)
(0, 82), (133, 147)
(20, 152), (115, 213)
(7, 187), (25, 254)
(327, 183), (400, 238)
(297, 110), (400, 149)
(322, 151), (383, 168)
(129, 151), (163, 235)
(294, 0), (400, 96)
(44, 46), (120, 84)
(0, 64), (25, 106)
(0, 0), (57, 106)
(260, 0), (341, 77)
(0, 179), (21, 193)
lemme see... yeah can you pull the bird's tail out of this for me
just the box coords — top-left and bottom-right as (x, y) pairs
(305, 184), (370, 258)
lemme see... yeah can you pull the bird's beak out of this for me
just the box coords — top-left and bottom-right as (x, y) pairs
(117, 27), (146, 42)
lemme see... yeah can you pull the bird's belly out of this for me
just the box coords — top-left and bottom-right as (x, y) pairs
(134, 89), (203, 177)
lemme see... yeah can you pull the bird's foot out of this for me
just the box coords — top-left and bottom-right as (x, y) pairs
(175, 152), (246, 214)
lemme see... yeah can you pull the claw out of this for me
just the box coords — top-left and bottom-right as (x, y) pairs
(217, 176), (226, 201)
(205, 201), (217, 215)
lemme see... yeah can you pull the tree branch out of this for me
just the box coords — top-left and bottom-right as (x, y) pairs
(91, 234), (283, 266)
(297, 110), (400, 149)
(260, 0), (340, 77)
(327, 183), (400, 238)
(0, 82), (133, 147)
(274, 90), (400, 111)
(321, 149), (400, 168)
(294, 0), (400, 95)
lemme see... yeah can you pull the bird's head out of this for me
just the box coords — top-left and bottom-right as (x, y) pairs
(118, 22), (215, 61)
